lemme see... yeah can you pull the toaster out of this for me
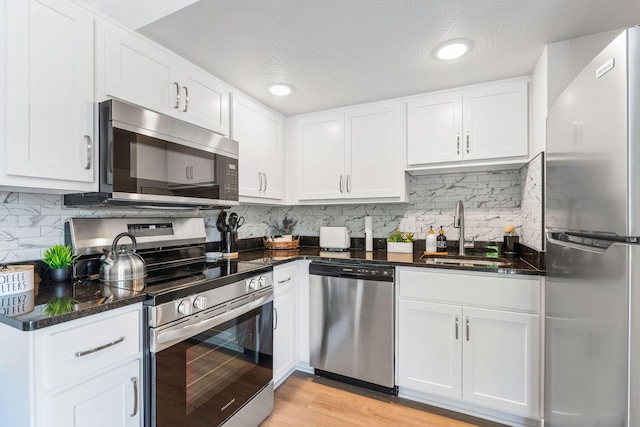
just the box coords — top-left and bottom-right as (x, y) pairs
(319, 226), (351, 250)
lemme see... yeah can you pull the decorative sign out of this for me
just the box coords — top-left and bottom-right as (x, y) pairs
(0, 265), (35, 296)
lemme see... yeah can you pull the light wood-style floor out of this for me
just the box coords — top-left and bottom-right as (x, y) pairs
(261, 372), (507, 427)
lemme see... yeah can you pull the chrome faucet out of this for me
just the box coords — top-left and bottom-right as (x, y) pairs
(454, 200), (465, 255)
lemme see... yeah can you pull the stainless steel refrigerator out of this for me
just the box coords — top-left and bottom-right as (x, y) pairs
(545, 27), (639, 426)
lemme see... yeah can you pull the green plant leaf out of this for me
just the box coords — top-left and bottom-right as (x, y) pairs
(43, 244), (79, 269)
(44, 296), (78, 316)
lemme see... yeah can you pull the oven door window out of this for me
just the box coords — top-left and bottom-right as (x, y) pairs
(152, 302), (273, 426)
(111, 128), (234, 199)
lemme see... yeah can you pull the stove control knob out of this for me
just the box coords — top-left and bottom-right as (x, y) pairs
(177, 300), (191, 315)
(258, 276), (267, 288)
(193, 296), (207, 310)
(248, 278), (258, 290)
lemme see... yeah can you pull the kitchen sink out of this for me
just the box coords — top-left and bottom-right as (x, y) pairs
(422, 256), (511, 267)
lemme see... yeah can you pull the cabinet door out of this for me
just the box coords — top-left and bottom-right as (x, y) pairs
(462, 307), (540, 417)
(49, 359), (141, 427)
(273, 290), (296, 384)
(345, 102), (405, 198)
(259, 111), (284, 200)
(407, 91), (463, 165)
(233, 94), (261, 197)
(397, 300), (462, 399)
(462, 80), (528, 161)
(5, 0), (95, 188)
(298, 112), (345, 200)
(178, 68), (230, 136)
(104, 24), (174, 117)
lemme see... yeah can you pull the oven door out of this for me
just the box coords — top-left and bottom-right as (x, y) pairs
(148, 293), (273, 427)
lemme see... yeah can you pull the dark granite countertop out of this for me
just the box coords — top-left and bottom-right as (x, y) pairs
(1, 243), (542, 331)
(237, 246), (544, 276)
(0, 278), (145, 331)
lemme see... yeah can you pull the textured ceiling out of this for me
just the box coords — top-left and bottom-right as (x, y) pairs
(93, 0), (640, 116)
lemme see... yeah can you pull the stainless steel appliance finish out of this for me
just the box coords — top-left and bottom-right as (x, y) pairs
(545, 27), (640, 426)
(66, 216), (275, 427)
(99, 232), (146, 291)
(64, 99), (239, 209)
(309, 262), (395, 393)
(67, 217), (207, 256)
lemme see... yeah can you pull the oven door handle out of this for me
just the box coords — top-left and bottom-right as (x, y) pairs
(152, 291), (273, 353)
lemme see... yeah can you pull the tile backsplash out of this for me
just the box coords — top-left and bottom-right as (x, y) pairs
(0, 156), (544, 262)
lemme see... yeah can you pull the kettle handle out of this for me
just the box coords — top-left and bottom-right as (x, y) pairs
(111, 232), (137, 252)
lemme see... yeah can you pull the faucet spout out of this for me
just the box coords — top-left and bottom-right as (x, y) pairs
(454, 200), (465, 255)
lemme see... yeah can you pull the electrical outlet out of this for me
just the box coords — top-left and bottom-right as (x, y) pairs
(399, 217), (416, 233)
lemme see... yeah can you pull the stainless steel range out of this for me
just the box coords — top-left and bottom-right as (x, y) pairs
(67, 217), (274, 427)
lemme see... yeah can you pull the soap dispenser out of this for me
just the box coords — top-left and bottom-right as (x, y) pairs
(437, 226), (448, 252)
(426, 226), (437, 253)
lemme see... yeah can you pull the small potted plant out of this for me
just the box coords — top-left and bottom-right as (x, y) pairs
(386, 230), (415, 253)
(269, 216), (298, 242)
(42, 244), (79, 282)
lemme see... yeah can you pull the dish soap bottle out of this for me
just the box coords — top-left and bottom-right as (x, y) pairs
(437, 226), (448, 252)
(426, 226), (437, 253)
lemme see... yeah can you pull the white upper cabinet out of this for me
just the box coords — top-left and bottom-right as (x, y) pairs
(407, 78), (528, 170)
(295, 102), (406, 203)
(103, 24), (229, 135)
(232, 93), (284, 202)
(297, 111), (346, 200)
(2, 0), (96, 192)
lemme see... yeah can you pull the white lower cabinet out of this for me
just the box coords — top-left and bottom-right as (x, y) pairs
(49, 359), (140, 427)
(397, 267), (541, 421)
(0, 303), (143, 427)
(273, 263), (299, 385)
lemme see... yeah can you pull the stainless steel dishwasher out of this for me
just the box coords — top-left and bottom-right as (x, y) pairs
(309, 261), (396, 394)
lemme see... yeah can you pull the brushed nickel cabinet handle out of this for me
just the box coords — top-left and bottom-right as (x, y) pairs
(84, 135), (91, 170)
(273, 307), (278, 330)
(186, 166), (190, 180)
(339, 175), (344, 193)
(173, 82), (180, 109)
(346, 174), (351, 193)
(130, 377), (138, 417)
(258, 172), (263, 191)
(455, 315), (459, 340)
(466, 131), (470, 154)
(263, 173), (267, 192)
(75, 336), (125, 357)
(277, 277), (291, 284)
(182, 86), (189, 112)
(466, 317), (470, 341)
(456, 132), (460, 155)
(190, 165), (194, 180)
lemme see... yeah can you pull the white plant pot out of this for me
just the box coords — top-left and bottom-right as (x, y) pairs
(387, 241), (413, 253)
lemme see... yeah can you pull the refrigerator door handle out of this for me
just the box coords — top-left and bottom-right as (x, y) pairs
(547, 231), (640, 252)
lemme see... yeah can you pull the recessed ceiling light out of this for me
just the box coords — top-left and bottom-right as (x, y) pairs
(266, 83), (294, 96)
(432, 39), (473, 60)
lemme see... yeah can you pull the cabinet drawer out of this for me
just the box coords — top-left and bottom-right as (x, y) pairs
(41, 308), (141, 390)
(397, 267), (541, 313)
(273, 263), (298, 296)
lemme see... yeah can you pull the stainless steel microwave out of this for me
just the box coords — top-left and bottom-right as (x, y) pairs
(64, 99), (239, 209)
